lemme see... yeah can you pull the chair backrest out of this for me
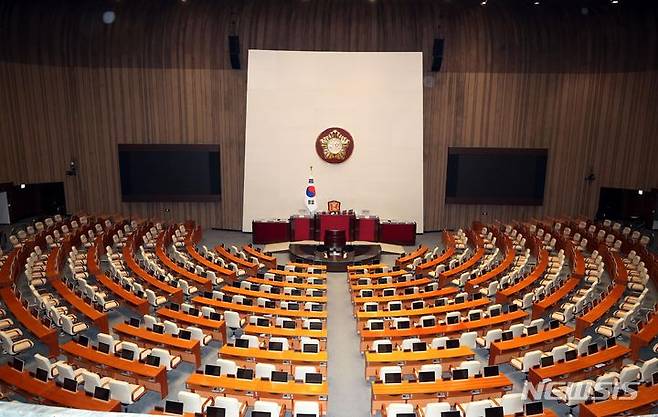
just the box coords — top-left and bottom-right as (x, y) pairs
(255, 363), (276, 379)
(216, 359), (238, 376)
(380, 366), (402, 383)
(500, 393), (524, 415)
(213, 396), (241, 417)
(424, 402), (452, 417)
(179, 391), (205, 413)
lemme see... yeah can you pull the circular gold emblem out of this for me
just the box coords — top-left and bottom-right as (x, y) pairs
(315, 127), (354, 164)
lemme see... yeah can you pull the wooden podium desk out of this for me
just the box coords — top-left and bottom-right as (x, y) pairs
(364, 346), (474, 380)
(290, 215), (314, 241)
(243, 324), (327, 351)
(371, 374), (513, 415)
(191, 297), (327, 320)
(359, 310), (528, 352)
(186, 373), (327, 410)
(219, 345), (328, 376)
(579, 383), (658, 417)
(489, 326), (574, 365)
(0, 365), (122, 412)
(61, 340), (168, 397)
(315, 212), (354, 241)
(379, 221), (416, 245)
(527, 345), (630, 387)
(114, 322), (201, 367)
(156, 308), (226, 342)
(356, 215), (380, 242)
(252, 219), (291, 244)
(223, 285), (327, 304)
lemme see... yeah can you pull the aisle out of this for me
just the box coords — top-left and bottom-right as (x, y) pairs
(327, 271), (371, 417)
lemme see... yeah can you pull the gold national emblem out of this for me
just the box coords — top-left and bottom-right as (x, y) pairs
(315, 127), (354, 164)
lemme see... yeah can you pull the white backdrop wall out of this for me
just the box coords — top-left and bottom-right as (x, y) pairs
(242, 50), (424, 232)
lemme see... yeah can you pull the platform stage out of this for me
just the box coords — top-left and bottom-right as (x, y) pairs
(288, 242), (381, 272)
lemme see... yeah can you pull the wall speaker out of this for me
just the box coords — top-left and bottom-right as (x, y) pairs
(228, 35), (240, 69)
(431, 38), (444, 72)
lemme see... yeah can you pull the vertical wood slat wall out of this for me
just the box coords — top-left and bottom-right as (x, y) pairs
(0, 0), (656, 231)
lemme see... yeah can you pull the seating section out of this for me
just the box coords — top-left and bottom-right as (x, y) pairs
(0, 215), (656, 417)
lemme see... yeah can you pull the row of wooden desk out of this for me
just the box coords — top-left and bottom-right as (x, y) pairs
(364, 346), (475, 380)
(0, 365), (121, 412)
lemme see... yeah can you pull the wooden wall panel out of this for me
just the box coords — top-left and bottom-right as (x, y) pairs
(0, 0), (656, 230)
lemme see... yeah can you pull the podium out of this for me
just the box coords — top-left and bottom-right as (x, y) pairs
(290, 215), (314, 241)
(315, 212), (355, 241)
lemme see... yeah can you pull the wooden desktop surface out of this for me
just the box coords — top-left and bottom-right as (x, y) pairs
(219, 345), (327, 364)
(61, 340), (168, 396)
(356, 298), (490, 320)
(579, 382), (658, 417)
(186, 373), (328, 397)
(527, 345), (630, 386)
(114, 322), (201, 367)
(489, 326), (574, 365)
(243, 324), (327, 339)
(0, 365), (121, 412)
(223, 285), (327, 303)
(192, 297), (327, 319)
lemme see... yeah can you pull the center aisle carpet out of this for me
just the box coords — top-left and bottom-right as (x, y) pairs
(327, 270), (371, 416)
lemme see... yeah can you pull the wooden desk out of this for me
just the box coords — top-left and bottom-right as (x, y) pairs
(186, 373), (327, 409)
(287, 262), (327, 271)
(496, 247), (549, 304)
(244, 324), (327, 342)
(156, 246), (211, 292)
(46, 246), (109, 331)
(438, 231), (485, 282)
(0, 249), (18, 288)
(114, 322), (201, 367)
(185, 225), (237, 281)
(630, 311), (658, 360)
(527, 345), (630, 387)
(248, 277), (327, 290)
(359, 310), (528, 352)
(349, 269), (409, 281)
(349, 263), (389, 272)
(355, 298), (490, 322)
(223, 285), (327, 303)
(371, 374), (513, 415)
(579, 383), (658, 417)
(267, 268), (327, 279)
(395, 246), (429, 267)
(532, 276), (580, 319)
(576, 284), (625, 337)
(489, 326), (574, 365)
(243, 244), (277, 269)
(350, 277), (431, 291)
(416, 232), (456, 275)
(157, 308), (226, 342)
(0, 287), (59, 355)
(465, 238), (516, 293)
(364, 346), (474, 380)
(219, 345), (327, 376)
(192, 296), (327, 319)
(0, 365), (121, 412)
(89, 245), (149, 314)
(123, 240), (183, 303)
(352, 287), (458, 305)
(61, 340), (168, 397)
(215, 245), (259, 274)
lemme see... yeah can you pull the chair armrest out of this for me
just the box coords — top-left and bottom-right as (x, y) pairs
(278, 404), (286, 417)
(201, 396), (213, 410)
(239, 402), (248, 417)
